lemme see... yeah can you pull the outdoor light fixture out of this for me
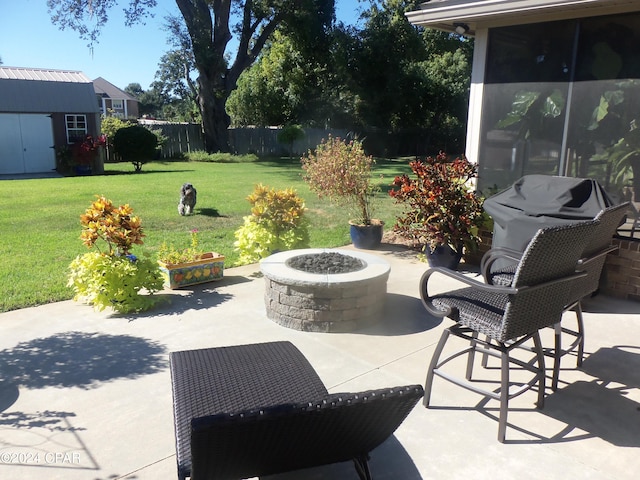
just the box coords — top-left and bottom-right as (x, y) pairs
(454, 23), (470, 35)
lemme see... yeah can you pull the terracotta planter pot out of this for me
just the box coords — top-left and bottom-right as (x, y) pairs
(158, 252), (224, 289)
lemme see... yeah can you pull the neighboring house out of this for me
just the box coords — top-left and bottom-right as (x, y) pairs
(407, 0), (640, 197)
(0, 66), (100, 175)
(93, 77), (139, 119)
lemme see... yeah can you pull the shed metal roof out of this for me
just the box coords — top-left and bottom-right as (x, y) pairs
(0, 66), (92, 83)
(0, 67), (99, 113)
(406, 0), (640, 34)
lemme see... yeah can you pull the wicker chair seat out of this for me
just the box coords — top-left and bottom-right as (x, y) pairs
(431, 287), (508, 339)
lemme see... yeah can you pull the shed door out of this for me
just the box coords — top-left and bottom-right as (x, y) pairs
(0, 114), (24, 174)
(0, 113), (55, 174)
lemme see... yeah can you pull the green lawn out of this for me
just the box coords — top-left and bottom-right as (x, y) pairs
(0, 157), (412, 313)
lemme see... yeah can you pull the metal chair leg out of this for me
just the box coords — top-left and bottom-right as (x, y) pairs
(532, 331), (546, 409)
(424, 328), (451, 407)
(353, 454), (372, 480)
(575, 302), (585, 367)
(466, 331), (479, 380)
(497, 347), (510, 443)
(551, 322), (562, 391)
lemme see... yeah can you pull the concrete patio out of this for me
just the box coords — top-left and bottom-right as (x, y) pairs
(1, 243), (639, 479)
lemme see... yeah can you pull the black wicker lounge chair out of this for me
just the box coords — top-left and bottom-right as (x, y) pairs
(480, 202), (629, 390)
(169, 340), (424, 480)
(420, 220), (598, 442)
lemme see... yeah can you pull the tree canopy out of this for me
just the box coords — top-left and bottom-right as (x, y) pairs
(227, 0), (473, 151)
(47, 0), (334, 152)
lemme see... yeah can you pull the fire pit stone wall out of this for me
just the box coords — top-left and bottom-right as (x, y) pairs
(260, 249), (391, 332)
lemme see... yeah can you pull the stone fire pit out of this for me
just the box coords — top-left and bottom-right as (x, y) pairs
(260, 249), (391, 332)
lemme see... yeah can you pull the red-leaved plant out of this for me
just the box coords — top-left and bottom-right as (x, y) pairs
(389, 152), (486, 253)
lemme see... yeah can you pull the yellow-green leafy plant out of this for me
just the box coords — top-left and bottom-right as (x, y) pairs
(157, 229), (204, 264)
(234, 184), (310, 265)
(67, 195), (164, 313)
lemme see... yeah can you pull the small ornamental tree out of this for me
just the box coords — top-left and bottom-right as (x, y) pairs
(278, 124), (305, 158)
(113, 125), (158, 172)
(68, 195), (164, 313)
(301, 136), (379, 225)
(389, 152), (487, 253)
(100, 116), (130, 161)
(234, 184), (310, 265)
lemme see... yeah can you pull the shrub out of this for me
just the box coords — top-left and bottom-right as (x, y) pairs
(234, 184), (310, 265)
(100, 116), (131, 162)
(278, 124), (305, 158)
(389, 152), (487, 253)
(301, 136), (379, 225)
(113, 125), (158, 172)
(67, 195), (164, 313)
(183, 150), (258, 163)
(68, 252), (164, 314)
(100, 116), (130, 145)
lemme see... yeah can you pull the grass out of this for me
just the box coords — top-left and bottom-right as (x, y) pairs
(0, 157), (413, 313)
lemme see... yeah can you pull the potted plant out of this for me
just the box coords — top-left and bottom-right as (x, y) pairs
(389, 152), (487, 269)
(301, 136), (383, 249)
(71, 134), (106, 175)
(234, 184), (310, 265)
(157, 229), (224, 289)
(67, 195), (164, 313)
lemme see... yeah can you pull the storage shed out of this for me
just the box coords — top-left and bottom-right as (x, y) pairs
(0, 66), (100, 175)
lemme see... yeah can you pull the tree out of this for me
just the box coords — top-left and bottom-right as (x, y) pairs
(113, 125), (158, 172)
(47, 0), (334, 152)
(124, 83), (145, 98)
(227, 0), (472, 148)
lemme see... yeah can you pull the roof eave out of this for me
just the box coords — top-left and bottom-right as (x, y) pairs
(406, 0), (640, 33)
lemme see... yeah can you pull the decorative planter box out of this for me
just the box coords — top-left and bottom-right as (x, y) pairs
(158, 252), (224, 289)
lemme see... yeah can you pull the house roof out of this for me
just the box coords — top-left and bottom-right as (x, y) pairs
(406, 0), (640, 34)
(93, 77), (138, 102)
(0, 66), (99, 113)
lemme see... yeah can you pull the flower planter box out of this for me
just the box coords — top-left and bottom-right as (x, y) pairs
(158, 252), (224, 289)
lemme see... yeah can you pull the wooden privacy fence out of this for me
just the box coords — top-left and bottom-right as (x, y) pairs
(152, 123), (205, 159)
(145, 124), (351, 159)
(111, 122), (458, 160)
(229, 127), (350, 156)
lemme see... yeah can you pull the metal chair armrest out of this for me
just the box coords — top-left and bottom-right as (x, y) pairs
(578, 244), (618, 267)
(480, 247), (523, 282)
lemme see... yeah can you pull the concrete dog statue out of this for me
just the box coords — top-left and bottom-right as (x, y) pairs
(178, 183), (197, 215)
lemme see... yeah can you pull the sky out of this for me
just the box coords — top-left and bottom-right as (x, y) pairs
(0, 0), (363, 91)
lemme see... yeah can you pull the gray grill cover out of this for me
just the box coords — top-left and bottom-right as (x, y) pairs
(483, 175), (613, 252)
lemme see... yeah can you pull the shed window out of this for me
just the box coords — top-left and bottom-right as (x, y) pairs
(66, 114), (87, 143)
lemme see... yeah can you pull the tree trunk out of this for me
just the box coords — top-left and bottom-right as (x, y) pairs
(198, 77), (231, 153)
